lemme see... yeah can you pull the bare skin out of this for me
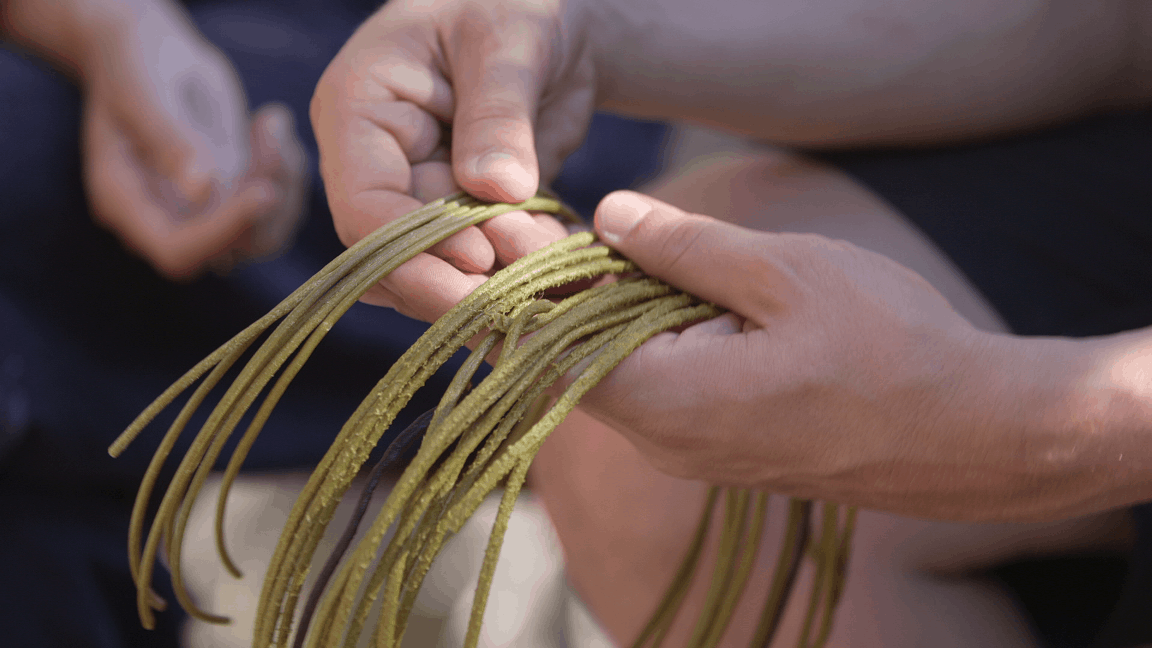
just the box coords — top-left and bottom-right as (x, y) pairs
(311, 0), (1152, 319)
(311, 0), (1152, 521)
(576, 181), (1152, 521)
(529, 149), (1132, 647)
(2, 0), (308, 278)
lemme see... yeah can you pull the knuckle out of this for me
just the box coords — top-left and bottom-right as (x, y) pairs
(455, 98), (532, 133)
(648, 218), (706, 276)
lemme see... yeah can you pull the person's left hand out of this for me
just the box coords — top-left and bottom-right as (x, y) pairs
(77, 0), (307, 279)
(566, 189), (1036, 519)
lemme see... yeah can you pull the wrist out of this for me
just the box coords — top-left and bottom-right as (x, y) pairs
(1052, 328), (1152, 498)
(954, 329), (1152, 520)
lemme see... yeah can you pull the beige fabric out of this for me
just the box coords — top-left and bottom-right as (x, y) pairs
(178, 473), (613, 648)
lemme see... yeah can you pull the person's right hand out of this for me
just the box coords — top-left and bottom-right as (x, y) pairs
(311, 0), (592, 320)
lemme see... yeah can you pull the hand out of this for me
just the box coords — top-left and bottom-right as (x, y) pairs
(574, 190), (1019, 516)
(77, 0), (307, 278)
(311, 0), (590, 319)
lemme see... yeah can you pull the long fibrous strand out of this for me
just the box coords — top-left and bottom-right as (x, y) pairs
(113, 192), (857, 648)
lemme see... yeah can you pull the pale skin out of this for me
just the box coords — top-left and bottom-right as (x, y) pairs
(309, 0), (1152, 645)
(531, 150), (1132, 647)
(313, 0), (1152, 521)
(1, 0), (308, 278)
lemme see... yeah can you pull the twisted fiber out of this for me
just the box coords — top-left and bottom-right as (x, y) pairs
(111, 193), (856, 648)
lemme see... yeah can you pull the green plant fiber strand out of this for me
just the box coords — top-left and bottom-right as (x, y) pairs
(270, 250), (646, 647)
(797, 502), (840, 648)
(330, 293), (686, 648)
(125, 339), (254, 609)
(460, 459), (532, 648)
(697, 491), (770, 648)
(120, 194), (565, 630)
(318, 299), (716, 648)
(387, 390), (557, 642)
(114, 192), (858, 648)
(134, 200), (492, 627)
(685, 489), (751, 648)
(750, 499), (811, 648)
(811, 506), (858, 648)
(629, 487), (722, 648)
(207, 197), (567, 579)
(255, 228), (606, 646)
(110, 192), (477, 455)
(391, 387), (562, 641)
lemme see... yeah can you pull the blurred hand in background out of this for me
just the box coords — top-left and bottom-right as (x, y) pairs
(2, 0), (308, 279)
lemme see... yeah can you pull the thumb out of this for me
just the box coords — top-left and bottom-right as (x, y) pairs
(594, 191), (784, 321)
(449, 22), (545, 203)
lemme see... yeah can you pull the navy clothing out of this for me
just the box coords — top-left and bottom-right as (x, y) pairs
(817, 109), (1152, 648)
(0, 2), (668, 646)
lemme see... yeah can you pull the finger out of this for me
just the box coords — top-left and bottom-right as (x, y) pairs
(86, 112), (273, 278)
(568, 321), (758, 477)
(311, 47), (452, 243)
(359, 283), (401, 310)
(448, 12), (546, 202)
(249, 104), (305, 184)
(374, 254), (489, 323)
(242, 104), (308, 257)
(321, 111), (501, 274)
(594, 191), (794, 323)
(479, 210), (571, 267)
(190, 180), (279, 264)
(410, 159), (495, 273)
(332, 189), (425, 248)
(545, 306), (741, 404)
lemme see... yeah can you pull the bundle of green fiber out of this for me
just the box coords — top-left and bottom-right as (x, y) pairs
(109, 192), (857, 648)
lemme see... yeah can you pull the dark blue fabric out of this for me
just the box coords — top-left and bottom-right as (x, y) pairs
(1094, 501), (1152, 648)
(0, 2), (669, 646)
(817, 109), (1152, 648)
(552, 113), (670, 218)
(818, 110), (1152, 339)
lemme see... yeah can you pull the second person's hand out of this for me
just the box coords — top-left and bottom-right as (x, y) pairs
(80, 0), (307, 279)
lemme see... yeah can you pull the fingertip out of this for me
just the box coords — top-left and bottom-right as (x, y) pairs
(460, 152), (538, 203)
(594, 190), (655, 247)
(262, 104), (294, 144)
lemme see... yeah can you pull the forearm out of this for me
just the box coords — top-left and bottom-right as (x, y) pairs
(579, 0), (1152, 146)
(1, 0), (108, 77)
(0, 0), (194, 81)
(847, 327), (1152, 522)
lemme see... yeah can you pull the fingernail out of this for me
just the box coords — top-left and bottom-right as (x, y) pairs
(598, 192), (651, 246)
(471, 151), (514, 175)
